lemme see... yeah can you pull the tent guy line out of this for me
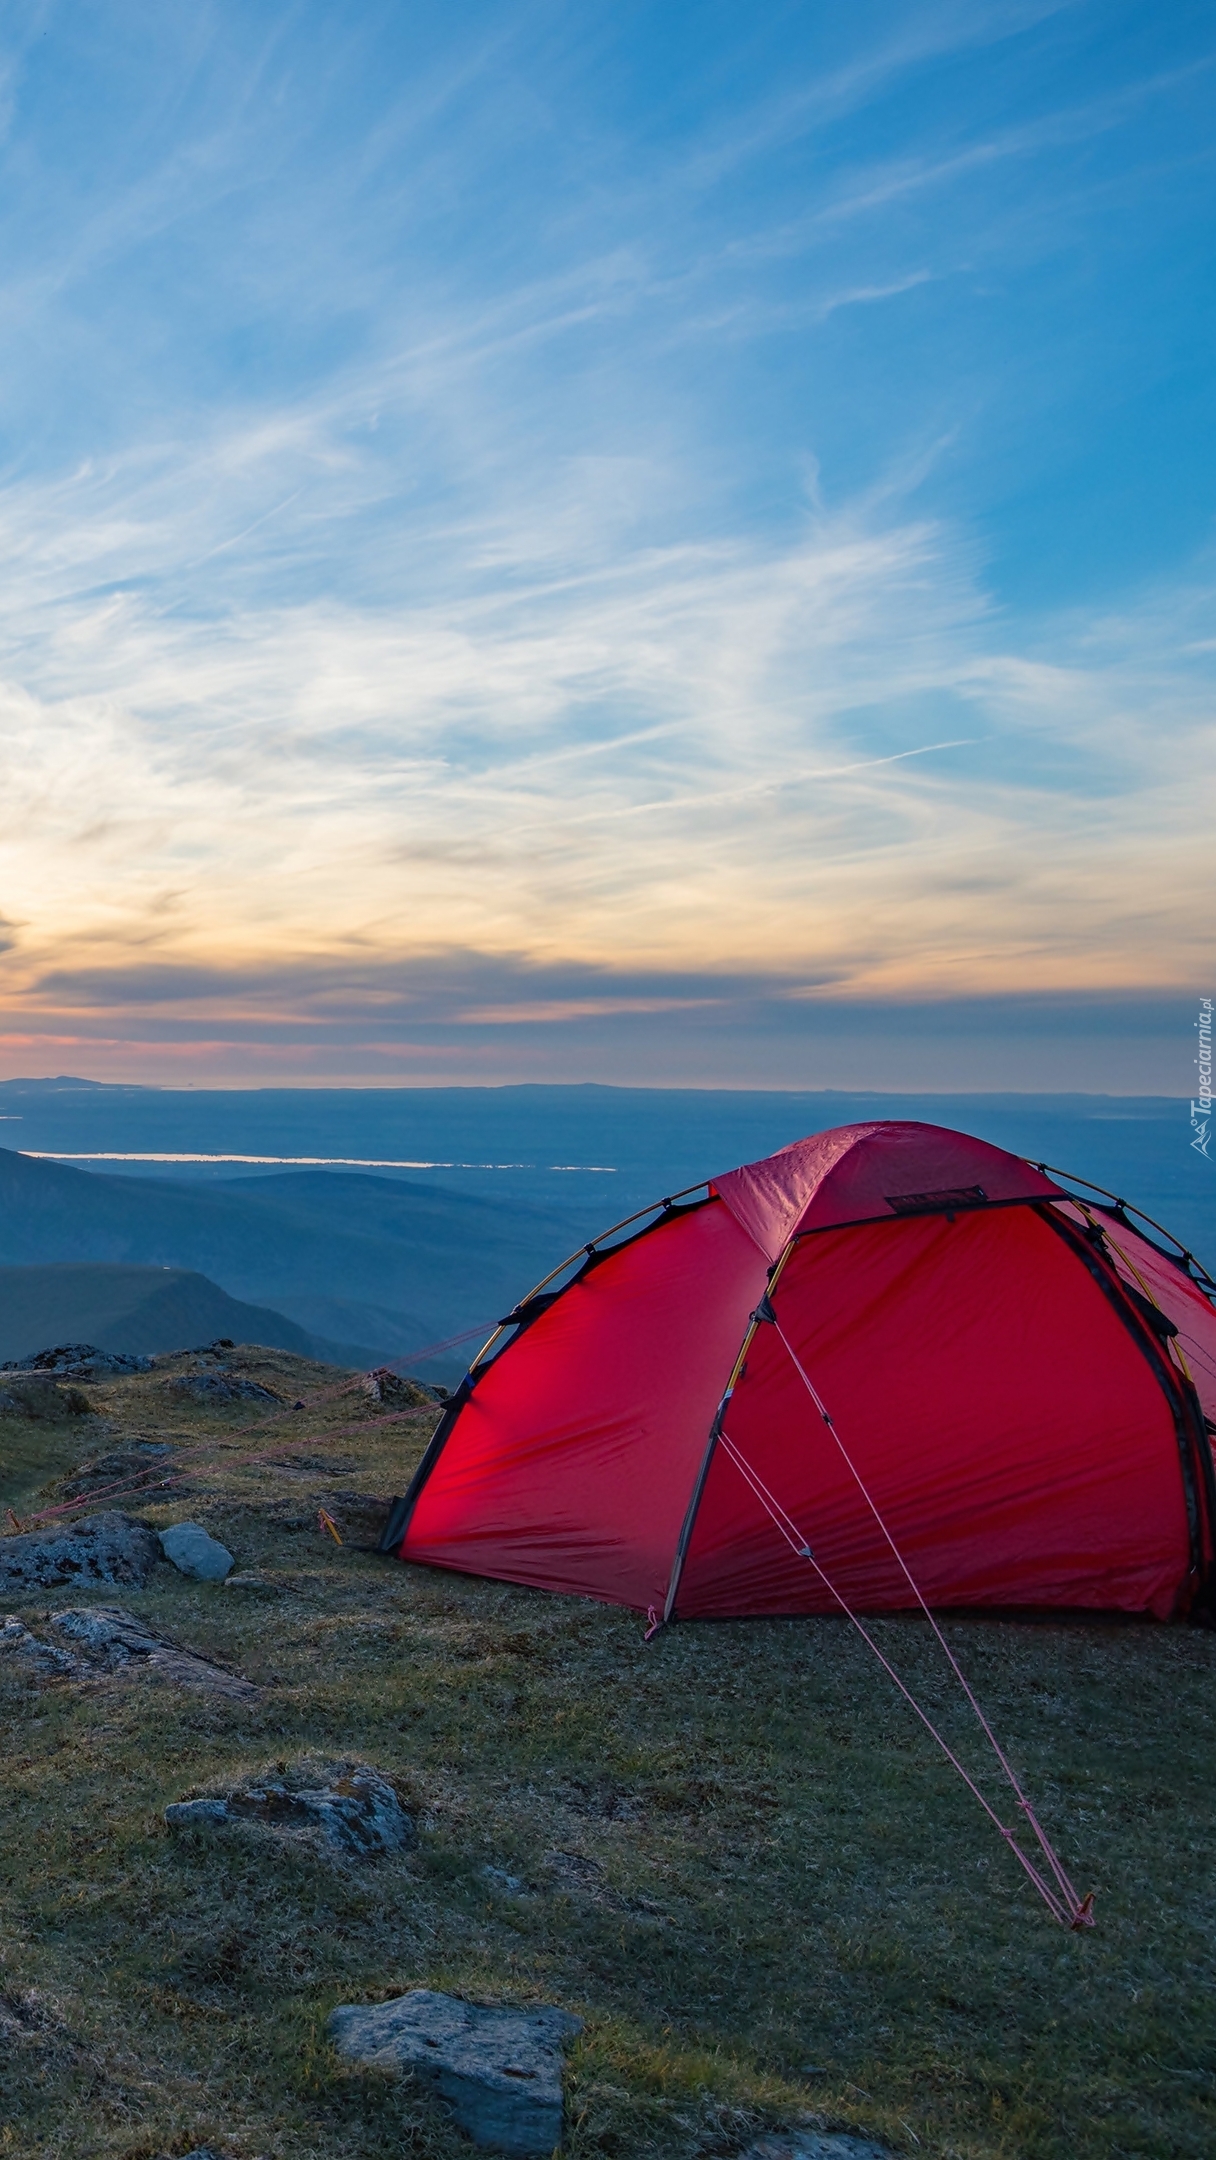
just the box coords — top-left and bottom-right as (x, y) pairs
(715, 1427), (1092, 1931)
(765, 1291), (1090, 1924)
(380, 1120), (1216, 1926)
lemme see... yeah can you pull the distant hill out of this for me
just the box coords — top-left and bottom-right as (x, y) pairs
(0, 1078), (1209, 1263)
(0, 1151), (589, 1373)
(0, 1263), (326, 1365)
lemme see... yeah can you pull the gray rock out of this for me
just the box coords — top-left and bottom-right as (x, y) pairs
(50, 1605), (165, 1659)
(166, 1763), (412, 1853)
(0, 1613), (80, 1673)
(0, 1510), (160, 1594)
(362, 1367), (437, 1407)
(328, 1989), (582, 2156)
(167, 1371), (280, 1404)
(740, 2136), (894, 2159)
(165, 1798), (232, 1827)
(482, 1864), (525, 1893)
(159, 1522), (235, 1581)
(222, 1572), (283, 1596)
(2, 1344), (152, 1377)
(49, 1605), (260, 1699)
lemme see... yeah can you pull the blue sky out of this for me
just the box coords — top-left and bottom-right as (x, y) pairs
(0, 0), (1211, 1087)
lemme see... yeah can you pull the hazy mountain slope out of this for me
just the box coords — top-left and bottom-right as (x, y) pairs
(0, 1080), (1208, 1263)
(0, 1263), (320, 1363)
(0, 1151), (589, 1360)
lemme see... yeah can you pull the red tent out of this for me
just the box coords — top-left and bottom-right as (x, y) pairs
(383, 1122), (1216, 1624)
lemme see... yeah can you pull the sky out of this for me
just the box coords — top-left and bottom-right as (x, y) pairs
(0, 0), (1211, 1090)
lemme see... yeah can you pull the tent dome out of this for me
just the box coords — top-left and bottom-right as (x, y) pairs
(383, 1122), (1216, 1624)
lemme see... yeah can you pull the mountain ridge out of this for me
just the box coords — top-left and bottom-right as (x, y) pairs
(0, 1149), (590, 1370)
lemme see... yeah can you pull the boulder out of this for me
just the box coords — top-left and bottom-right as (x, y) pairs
(328, 1989), (582, 2156)
(0, 1510), (160, 1594)
(159, 1522), (235, 1581)
(166, 1763), (412, 1854)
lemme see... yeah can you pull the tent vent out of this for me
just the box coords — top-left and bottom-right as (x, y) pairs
(885, 1184), (987, 1215)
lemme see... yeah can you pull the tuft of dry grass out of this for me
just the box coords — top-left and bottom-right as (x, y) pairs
(2, 1346), (1215, 2159)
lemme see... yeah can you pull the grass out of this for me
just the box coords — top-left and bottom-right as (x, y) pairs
(1, 1346), (1214, 2159)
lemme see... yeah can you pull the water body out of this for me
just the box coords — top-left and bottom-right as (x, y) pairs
(1, 1080), (1212, 1269)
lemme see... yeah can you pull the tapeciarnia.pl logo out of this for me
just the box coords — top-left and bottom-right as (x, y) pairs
(1193, 996), (1213, 1159)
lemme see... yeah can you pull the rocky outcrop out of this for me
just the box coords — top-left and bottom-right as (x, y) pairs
(166, 1763), (413, 1854)
(1, 1344), (151, 1378)
(48, 1606), (260, 1698)
(362, 1367), (438, 1408)
(0, 1614), (79, 1674)
(1, 1604), (260, 1698)
(0, 1511), (160, 1594)
(328, 1989), (582, 2155)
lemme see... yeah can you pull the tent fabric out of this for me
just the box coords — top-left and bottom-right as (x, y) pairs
(391, 1121), (1216, 1624)
(401, 1200), (768, 1609)
(711, 1120), (1066, 1257)
(1056, 1202), (1216, 1425)
(678, 1207), (1190, 1621)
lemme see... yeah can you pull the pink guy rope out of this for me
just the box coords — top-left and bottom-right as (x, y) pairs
(716, 1309), (1096, 1932)
(715, 1429), (1092, 1928)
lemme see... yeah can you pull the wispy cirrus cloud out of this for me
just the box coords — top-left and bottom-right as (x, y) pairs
(0, 1), (1209, 1087)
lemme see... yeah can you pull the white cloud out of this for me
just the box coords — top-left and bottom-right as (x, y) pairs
(0, 0), (1209, 1083)
(0, 379), (1210, 1016)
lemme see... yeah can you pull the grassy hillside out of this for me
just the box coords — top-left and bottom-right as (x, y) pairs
(0, 1263), (328, 1365)
(1, 1358), (1214, 2159)
(0, 1151), (592, 1369)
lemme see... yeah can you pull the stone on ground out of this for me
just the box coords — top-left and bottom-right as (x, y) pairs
(0, 1510), (160, 1594)
(49, 1605), (260, 1699)
(166, 1763), (413, 1853)
(740, 2134), (895, 2158)
(159, 1521), (235, 1581)
(166, 1368), (280, 1403)
(362, 1366), (436, 1407)
(0, 1614), (80, 1674)
(2, 1343), (151, 1377)
(328, 1989), (582, 2156)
